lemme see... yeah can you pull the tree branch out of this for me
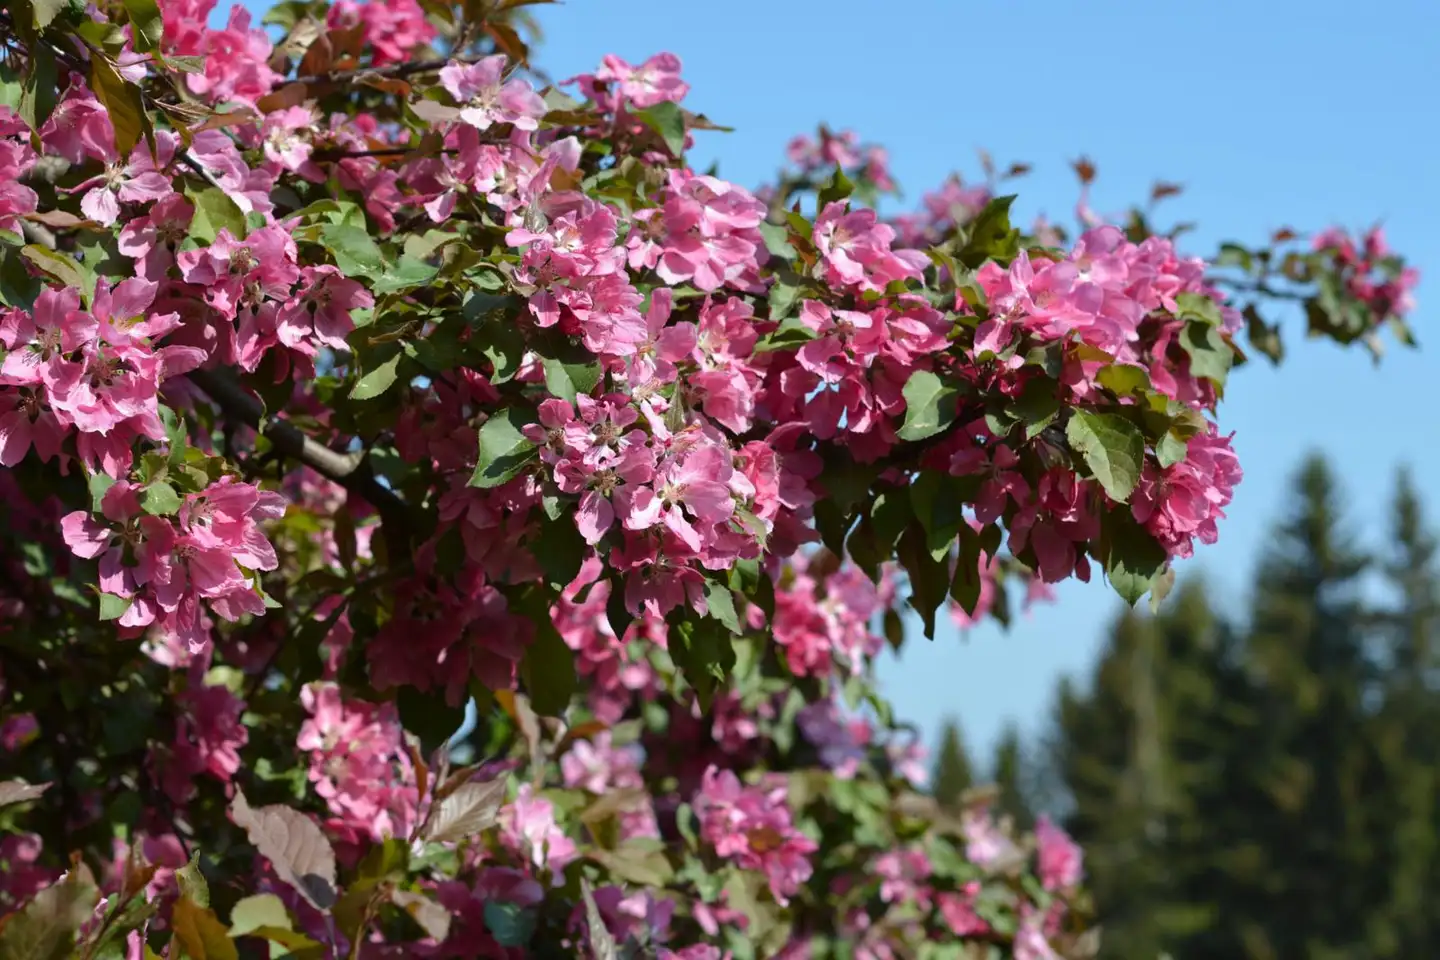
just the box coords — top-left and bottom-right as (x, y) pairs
(187, 368), (412, 553)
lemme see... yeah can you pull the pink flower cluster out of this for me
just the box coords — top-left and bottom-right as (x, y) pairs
(785, 128), (895, 193)
(692, 765), (817, 905)
(1311, 225), (1420, 325)
(523, 394), (781, 619)
(160, 0), (279, 105)
(772, 556), (885, 677)
(157, 666), (249, 803)
(500, 784), (578, 886)
(61, 478), (284, 650)
(567, 53), (690, 112)
(1, 282), (204, 475)
(329, 0), (436, 66)
(297, 683), (419, 843)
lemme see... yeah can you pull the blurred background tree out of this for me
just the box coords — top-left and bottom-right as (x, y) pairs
(954, 453), (1440, 958)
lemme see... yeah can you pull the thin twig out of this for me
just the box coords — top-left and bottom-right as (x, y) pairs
(187, 368), (412, 554)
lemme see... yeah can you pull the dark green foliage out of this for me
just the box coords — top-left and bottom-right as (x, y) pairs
(1043, 454), (1440, 958)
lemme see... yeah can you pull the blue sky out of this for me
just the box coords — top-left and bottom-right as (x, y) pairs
(523, 0), (1440, 761)
(238, 0), (1440, 761)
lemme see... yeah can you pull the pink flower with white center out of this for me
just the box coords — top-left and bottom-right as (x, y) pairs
(441, 55), (547, 132)
(167, 677), (248, 796)
(624, 442), (736, 551)
(692, 765), (817, 905)
(261, 106), (319, 172)
(0, 287), (94, 389)
(74, 133), (176, 226)
(177, 225), (300, 318)
(654, 171), (767, 293)
(936, 883), (988, 937)
(628, 288), (697, 387)
(1034, 815), (1083, 890)
(1014, 918), (1062, 960)
(501, 784), (577, 886)
(117, 194), (195, 281)
(813, 201), (926, 292)
(276, 266), (373, 355)
(588, 52), (689, 110)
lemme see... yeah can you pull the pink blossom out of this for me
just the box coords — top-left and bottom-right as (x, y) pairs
(276, 266), (373, 355)
(328, 0), (435, 66)
(572, 53), (689, 111)
(1034, 815), (1083, 890)
(441, 56), (547, 132)
(501, 783), (577, 885)
(693, 766), (816, 905)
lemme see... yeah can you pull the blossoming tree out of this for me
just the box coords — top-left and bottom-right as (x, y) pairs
(0, 0), (1420, 957)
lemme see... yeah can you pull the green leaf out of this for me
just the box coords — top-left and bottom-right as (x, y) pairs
(704, 580), (742, 635)
(98, 593), (133, 621)
(949, 523), (985, 616)
(1180, 320), (1234, 385)
(590, 838), (675, 887)
(758, 222), (797, 261)
(482, 902), (536, 948)
(1097, 508), (1168, 605)
(367, 256), (438, 295)
(123, 0), (164, 51)
(185, 186), (247, 245)
(31, 0), (68, 30)
(898, 523), (949, 640)
(318, 224), (387, 278)
(958, 195), (1020, 268)
(1012, 376), (1060, 439)
(175, 852), (209, 908)
(350, 354), (403, 401)
(1156, 431), (1188, 469)
(541, 355), (602, 405)
(529, 516), (585, 589)
(227, 895), (290, 938)
(909, 472), (966, 560)
(1065, 409), (1144, 503)
(520, 595), (577, 718)
(672, 619), (734, 711)
(817, 166), (855, 209)
(140, 480), (182, 516)
(0, 869), (100, 960)
(754, 311), (814, 352)
(898, 370), (960, 442)
(637, 101), (686, 157)
(21, 246), (87, 295)
(765, 278), (804, 324)
(1095, 363), (1151, 397)
(469, 407), (538, 489)
(89, 55), (149, 158)
(19, 45), (57, 134)
(1174, 291), (1224, 327)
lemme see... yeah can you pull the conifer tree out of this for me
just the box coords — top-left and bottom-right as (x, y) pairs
(931, 717), (975, 809)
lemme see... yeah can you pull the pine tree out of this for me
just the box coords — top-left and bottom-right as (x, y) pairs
(1367, 467), (1440, 953)
(990, 723), (1033, 831)
(1223, 453), (1382, 958)
(1045, 578), (1248, 958)
(931, 718), (974, 809)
